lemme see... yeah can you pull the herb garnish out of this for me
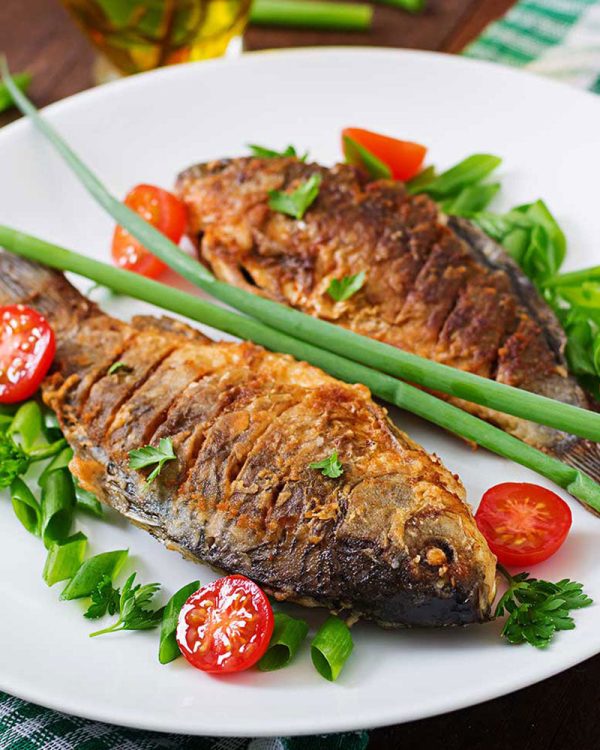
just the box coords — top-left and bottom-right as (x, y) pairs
(342, 135), (391, 180)
(0, 431), (29, 488)
(249, 143), (308, 161)
(309, 450), (344, 479)
(128, 437), (176, 483)
(327, 271), (366, 302)
(496, 566), (592, 649)
(84, 574), (122, 620)
(89, 573), (163, 637)
(268, 174), (322, 220)
(108, 361), (133, 375)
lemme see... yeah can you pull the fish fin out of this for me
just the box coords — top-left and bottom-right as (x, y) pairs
(559, 439), (600, 485)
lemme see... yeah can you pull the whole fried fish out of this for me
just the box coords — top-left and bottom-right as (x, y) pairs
(0, 253), (495, 627)
(176, 157), (600, 481)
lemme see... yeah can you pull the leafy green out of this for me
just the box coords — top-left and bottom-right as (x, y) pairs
(413, 154), (501, 200)
(327, 271), (366, 302)
(309, 450), (343, 478)
(496, 568), (592, 648)
(268, 174), (322, 220)
(84, 574), (122, 619)
(342, 135), (391, 180)
(128, 437), (176, 483)
(0, 431), (29, 488)
(249, 143), (308, 161)
(89, 573), (163, 636)
(159, 580), (201, 664)
(108, 361), (133, 375)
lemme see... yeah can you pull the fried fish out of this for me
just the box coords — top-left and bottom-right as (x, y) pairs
(176, 156), (600, 482)
(0, 252), (496, 627)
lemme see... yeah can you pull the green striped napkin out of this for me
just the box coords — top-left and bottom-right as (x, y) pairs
(1, 0), (599, 747)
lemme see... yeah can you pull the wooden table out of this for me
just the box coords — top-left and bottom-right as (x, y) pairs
(2, 2), (598, 749)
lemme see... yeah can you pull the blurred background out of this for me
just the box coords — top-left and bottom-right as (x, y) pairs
(0, 0), (513, 127)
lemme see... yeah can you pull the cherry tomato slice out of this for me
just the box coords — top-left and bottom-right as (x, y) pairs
(111, 184), (187, 279)
(341, 127), (427, 181)
(176, 574), (274, 674)
(0, 305), (56, 404)
(475, 482), (572, 567)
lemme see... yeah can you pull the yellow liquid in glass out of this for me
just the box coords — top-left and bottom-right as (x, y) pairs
(61, 0), (251, 75)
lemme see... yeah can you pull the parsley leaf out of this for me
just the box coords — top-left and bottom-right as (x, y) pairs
(268, 174), (322, 220)
(84, 574), (121, 619)
(249, 143), (308, 161)
(108, 361), (133, 375)
(309, 450), (344, 479)
(89, 573), (163, 636)
(128, 437), (176, 483)
(0, 431), (29, 488)
(327, 271), (366, 302)
(496, 567), (592, 649)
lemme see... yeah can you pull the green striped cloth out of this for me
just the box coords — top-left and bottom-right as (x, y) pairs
(1, 1), (599, 748)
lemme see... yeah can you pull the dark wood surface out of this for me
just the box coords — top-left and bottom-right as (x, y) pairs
(2, 2), (598, 749)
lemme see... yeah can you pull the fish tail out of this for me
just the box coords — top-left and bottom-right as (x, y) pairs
(558, 438), (600, 486)
(0, 251), (93, 335)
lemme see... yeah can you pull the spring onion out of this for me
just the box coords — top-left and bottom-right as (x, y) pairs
(311, 616), (353, 681)
(38, 445), (73, 487)
(8, 401), (43, 452)
(343, 135), (392, 180)
(1, 71), (597, 445)
(375, 0), (425, 12)
(1, 231), (599, 511)
(0, 71), (30, 113)
(259, 612), (309, 671)
(10, 477), (41, 536)
(250, 0), (372, 30)
(60, 549), (128, 600)
(159, 580), (201, 664)
(74, 479), (104, 517)
(40, 467), (75, 548)
(43, 532), (88, 587)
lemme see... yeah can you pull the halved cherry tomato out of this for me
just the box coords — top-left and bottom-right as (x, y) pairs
(111, 184), (187, 279)
(341, 127), (427, 181)
(0, 305), (56, 404)
(176, 574), (274, 673)
(475, 482), (572, 567)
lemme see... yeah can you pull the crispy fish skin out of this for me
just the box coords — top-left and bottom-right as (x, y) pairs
(176, 157), (600, 479)
(0, 253), (496, 627)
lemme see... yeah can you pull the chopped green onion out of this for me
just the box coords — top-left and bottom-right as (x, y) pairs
(158, 580), (200, 664)
(74, 479), (104, 517)
(60, 549), (128, 600)
(40, 468), (75, 549)
(342, 135), (392, 180)
(250, 0), (372, 30)
(43, 532), (87, 587)
(3, 73), (596, 444)
(311, 616), (353, 681)
(10, 477), (41, 536)
(0, 71), (30, 113)
(375, 0), (425, 12)
(441, 183), (500, 216)
(1, 231), (600, 511)
(259, 612), (309, 671)
(406, 165), (436, 193)
(38, 446), (73, 487)
(8, 401), (44, 452)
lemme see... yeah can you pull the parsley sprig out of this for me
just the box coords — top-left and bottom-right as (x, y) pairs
(268, 174), (322, 220)
(128, 437), (176, 483)
(0, 431), (29, 488)
(84, 574), (121, 620)
(309, 450), (344, 479)
(327, 271), (366, 302)
(496, 566), (592, 649)
(89, 573), (163, 637)
(249, 143), (308, 161)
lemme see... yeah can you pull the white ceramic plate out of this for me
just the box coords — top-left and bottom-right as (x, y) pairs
(1, 48), (599, 738)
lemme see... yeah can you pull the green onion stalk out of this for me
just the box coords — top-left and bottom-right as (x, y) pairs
(1, 227), (599, 512)
(1, 61), (598, 445)
(250, 0), (373, 30)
